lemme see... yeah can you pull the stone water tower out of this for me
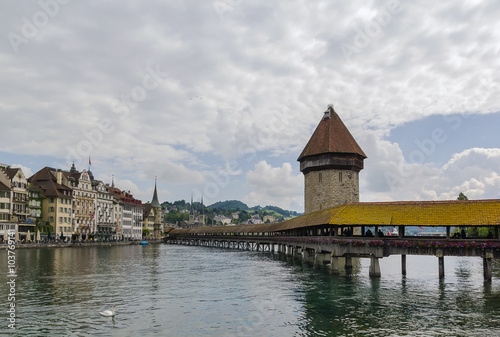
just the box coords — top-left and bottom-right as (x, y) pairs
(298, 105), (367, 214)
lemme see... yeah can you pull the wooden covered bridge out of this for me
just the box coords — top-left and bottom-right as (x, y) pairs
(166, 199), (500, 281)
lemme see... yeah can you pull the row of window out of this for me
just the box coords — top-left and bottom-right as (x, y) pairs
(11, 181), (28, 189)
(30, 209), (41, 217)
(48, 216), (71, 224)
(97, 193), (114, 200)
(49, 197), (71, 204)
(56, 226), (72, 233)
(75, 201), (93, 208)
(75, 210), (94, 215)
(29, 200), (41, 207)
(12, 192), (28, 202)
(13, 204), (27, 212)
(75, 219), (94, 225)
(74, 191), (95, 198)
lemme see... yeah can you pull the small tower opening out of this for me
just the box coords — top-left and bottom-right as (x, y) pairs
(323, 104), (334, 119)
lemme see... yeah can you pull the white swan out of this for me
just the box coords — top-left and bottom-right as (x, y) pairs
(100, 304), (116, 317)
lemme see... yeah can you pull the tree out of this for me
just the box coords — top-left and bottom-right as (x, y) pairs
(456, 192), (492, 237)
(457, 192), (472, 236)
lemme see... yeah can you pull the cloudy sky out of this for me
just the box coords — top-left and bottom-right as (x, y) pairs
(1, 0), (499, 212)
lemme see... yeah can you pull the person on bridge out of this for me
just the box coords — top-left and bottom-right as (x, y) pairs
(366, 229), (374, 237)
(461, 229), (467, 239)
(377, 229), (384, 237)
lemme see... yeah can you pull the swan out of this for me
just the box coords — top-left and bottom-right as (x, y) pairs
(100, 304), (116, 317)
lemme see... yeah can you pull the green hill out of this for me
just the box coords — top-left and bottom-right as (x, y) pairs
(208, 200), (249, 211)
(250, 205), (300, 217)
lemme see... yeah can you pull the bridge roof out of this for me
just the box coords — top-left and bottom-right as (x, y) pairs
(329, 199), (500, 227)
(170, 199), (500, 235)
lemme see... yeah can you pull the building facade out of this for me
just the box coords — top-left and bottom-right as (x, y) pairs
(0, 167), (14, 241)
(29, 167), (73, 240)
(143, 204), (155, 239)
(111, 192), (123, 240)
(95, 180), (115, 239)
(6, 168), (29, 225)
(68, 166), (97, 239)
(109, 187), (142, 240)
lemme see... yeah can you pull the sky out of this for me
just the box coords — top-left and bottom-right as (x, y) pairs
(1, 0), (499, 212)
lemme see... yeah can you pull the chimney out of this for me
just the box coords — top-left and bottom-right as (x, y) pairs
(56, 170), (63, 185)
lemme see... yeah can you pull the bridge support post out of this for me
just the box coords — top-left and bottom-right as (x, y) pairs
(484, 258), (492, 282)
(314, 249), (325, 268)
(286, 245), (293, 256)
(437, 252), (445, 280)
(330, 254), (339, 274)
(302, 249), (314, 264)
(369, 257), (381, 277)
(401, 255), (407, 276)
(484, 252), (493, 282)
(345, 256), (352, 269)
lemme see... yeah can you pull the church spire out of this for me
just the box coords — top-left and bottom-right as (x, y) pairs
(151, 176), (161, 208)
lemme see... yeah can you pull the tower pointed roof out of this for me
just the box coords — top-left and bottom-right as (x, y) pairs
(298, 105), (366, 161)
(151, 177), (161, 208)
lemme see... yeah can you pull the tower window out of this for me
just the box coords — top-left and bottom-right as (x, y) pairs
(319, 172), (322, 183)
(339, 172), (343, 182)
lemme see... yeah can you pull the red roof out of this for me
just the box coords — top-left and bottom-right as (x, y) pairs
(28, 167), (72, 198)
(108, 186), (142, 205)
(298, 106), (366, 161)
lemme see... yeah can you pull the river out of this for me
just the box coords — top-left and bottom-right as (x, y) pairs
(1, 244), (500, 336)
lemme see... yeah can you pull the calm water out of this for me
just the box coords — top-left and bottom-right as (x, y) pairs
(1, 244), (500, 336)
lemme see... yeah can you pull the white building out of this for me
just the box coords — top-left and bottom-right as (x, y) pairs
(95, 180), (115, 239)
(0, 167), (15, 241)
(108, 187), (142, 241)
(68, 165), (96, 238)
(214, 214), (232, 225)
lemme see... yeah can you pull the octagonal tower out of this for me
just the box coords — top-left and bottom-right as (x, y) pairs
(298, 105), (367, 214)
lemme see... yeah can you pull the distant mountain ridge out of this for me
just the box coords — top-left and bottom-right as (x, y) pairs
(207, 200), (301, 217)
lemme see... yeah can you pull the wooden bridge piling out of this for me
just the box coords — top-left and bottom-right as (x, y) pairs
(369, 257), (381, 277)
(166, 235), (499, 281)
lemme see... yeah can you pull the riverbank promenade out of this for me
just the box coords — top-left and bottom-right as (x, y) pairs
(0, 239), (163, 250)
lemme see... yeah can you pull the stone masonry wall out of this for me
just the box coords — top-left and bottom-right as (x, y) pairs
(304, 168), (359, 214)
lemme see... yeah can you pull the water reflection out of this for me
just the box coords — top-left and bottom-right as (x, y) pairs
(277, 254), (500, 336)
(1, 246), (500, 336)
